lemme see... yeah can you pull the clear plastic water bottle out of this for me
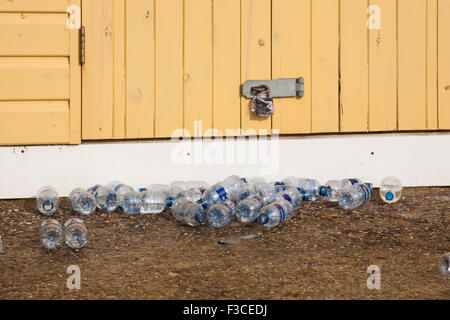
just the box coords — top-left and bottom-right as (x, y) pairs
(282, 176), (300, 187)
(235, 185), (256, 202)
(121, 191), (141, 215)
(107, 181), (134, 205)
(258, 200), (294, 228)
(90, 186), (118, 212)
(337, 183), (372, 210)
(324, 180), (342, 202)
(254, 182), (277, 203)
(36, 186), (59, 215)
(269, 187), (303, 209)
(69, 188), (97, 215)
(203, 177), (242, 207)
(146, 184), (175, 207)
(207, 200), (236, 228)
(64, 218), (88, 249)
(380, 177), (403, 203)
(40, 219), (64, 250)
(236, 195), (265, 224)
(272, 181), (291, 193)
(176, 189), (202, 203)
(440, 253), (450, 278)
(140, 190), (166, 214)
(297, 179), (327, 201)
(171, 198), (206, 227)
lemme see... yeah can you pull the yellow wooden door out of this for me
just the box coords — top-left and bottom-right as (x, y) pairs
(0, 0), (81, 145)
(78, 0), (448, 141)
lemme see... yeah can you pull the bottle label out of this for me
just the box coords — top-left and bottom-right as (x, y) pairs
(216, 187), (228, 201)
(273, 203), (286, 223)
(241, 178), (248, 184)
(349, 179), (359, 185)
(358, 184), (371, 202)
(274, 182), (286, 186)
(282, 194), (292, 203)
(114, 184), (125, 192)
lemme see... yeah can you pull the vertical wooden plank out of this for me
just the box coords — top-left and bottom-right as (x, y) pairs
(213, 0), (241, 135)
(113, 0), (126, 138)
(69, 0), (81, 144)
(438, 0), (450, 129)
(155, 0), (183, 138)
(368, 0), (397, 131)
(272, 0), (311, 134)
(184, 0), (212, 137)
(427, 0), (438, 129)
(241, 0), (272, 133)
(126, 0), (155, 138)
(311, 0), (339, 133)
(398, 0), (427, 130)
(340, 0), (368, 132)
(82, 0), (114, 139)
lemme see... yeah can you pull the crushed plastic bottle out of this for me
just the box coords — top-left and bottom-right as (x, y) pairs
(258, 200), (294, 228)
(64, 218), (88, 249)
(121, 191), (141, 215)
(69, 188), (97, 216)
(40, 219), (64, 250)
(324, 180), (342, 202)
(140, 190), (166, 214)
(269, 187), (303, 209)
(106, 181), (134, 206)
(254, 182), (278, 203)
(203, 176), (244, 206)
(207, 200), (236, 228)
(36, 186), (59, 215)
(337, 183), (372, 210)
(236, 195), (265, 224)
(89, 185), (118, 212)
(440, 253), (450, 279)
(235, 185), (256, 202)
(380, 177), (403, 204)
(176, 188), (203, 203)
(172, 198), (206, 227)
(297, 179), (331, 201)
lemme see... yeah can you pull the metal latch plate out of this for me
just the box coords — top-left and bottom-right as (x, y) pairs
(242, 77), (304, 99)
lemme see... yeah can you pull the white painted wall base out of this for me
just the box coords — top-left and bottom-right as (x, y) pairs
(0, 133), (449, 199)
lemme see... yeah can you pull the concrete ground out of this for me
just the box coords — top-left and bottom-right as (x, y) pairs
(0, 187), (449, 300)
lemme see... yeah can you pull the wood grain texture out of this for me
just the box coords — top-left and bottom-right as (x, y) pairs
(126, 0), (155, 138)
(340, 0), (368, 132)
(398, 0), (427, 130)
(212, 0), (241, 136)
(241, 0), (272, 134)
(0, 0), (70, 12)
(368, 0), (397, 131)
(0, 101), (70, 145)
(311, 0), (340, 133)
(81, 0), (114, 139)
(272, 0), (311, 134)
(0, 57), (69, 100)
(69, 0), (81, 144)
(0, 13), (69, 56)
(438, 0), (450, 129)
(154, 0), (183, 138)
(184, 0), (213, 137)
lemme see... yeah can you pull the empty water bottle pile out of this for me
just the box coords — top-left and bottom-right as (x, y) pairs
(36, 176), (403, 230)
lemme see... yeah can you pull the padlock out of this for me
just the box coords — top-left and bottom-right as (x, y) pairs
(251, 85), (274, 118)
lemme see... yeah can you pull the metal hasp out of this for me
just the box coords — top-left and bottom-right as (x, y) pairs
(242, 77), (304, 99)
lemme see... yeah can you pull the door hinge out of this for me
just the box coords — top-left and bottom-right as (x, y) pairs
(242, 77), (304, 99)
(79, 26), (85, 66)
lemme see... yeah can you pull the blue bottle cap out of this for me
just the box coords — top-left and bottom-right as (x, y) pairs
(385, 191), (394, 201)
(258, 214), (269, 225)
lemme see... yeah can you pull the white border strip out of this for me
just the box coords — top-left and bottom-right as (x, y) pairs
(0, 133), (449, 199)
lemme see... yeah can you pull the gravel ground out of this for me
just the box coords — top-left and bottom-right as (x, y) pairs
(0, 187), (449, 300)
